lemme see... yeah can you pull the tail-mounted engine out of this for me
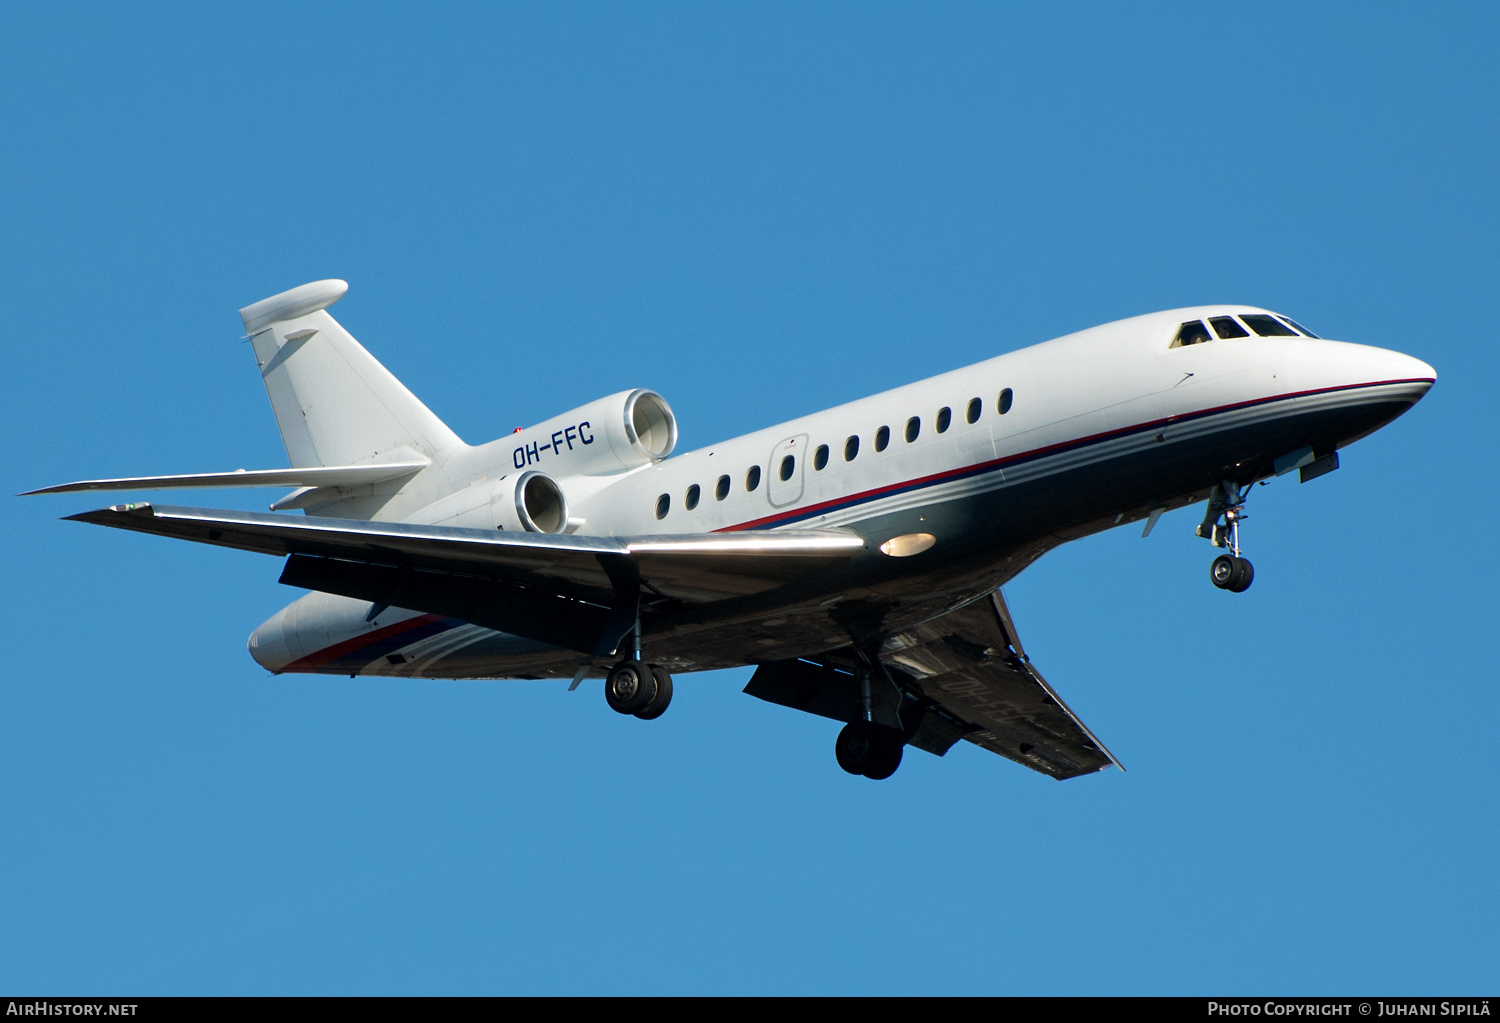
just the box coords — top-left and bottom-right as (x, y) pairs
(402, 389), (674, 533)
(499, 470), (568, 533)
(505, 389), (676, 478)
(407, 469), (570, 534)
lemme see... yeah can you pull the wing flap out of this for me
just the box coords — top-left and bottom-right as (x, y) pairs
(278, 554), (613, 654)
(883, 591), (1122, 779)
(744, 589), (1121, 781)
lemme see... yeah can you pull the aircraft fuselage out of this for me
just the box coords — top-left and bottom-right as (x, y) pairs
(246, 304), (1433, 681)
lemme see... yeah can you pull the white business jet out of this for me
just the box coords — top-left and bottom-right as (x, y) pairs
(27, 280), (1435, 780)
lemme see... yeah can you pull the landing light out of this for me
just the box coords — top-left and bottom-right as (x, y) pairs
(880, 533), (935, 557)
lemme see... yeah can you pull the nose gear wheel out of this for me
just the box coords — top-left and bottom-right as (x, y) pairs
(1197, 479), (1256, 592)
(1210, 553), (1254, 592)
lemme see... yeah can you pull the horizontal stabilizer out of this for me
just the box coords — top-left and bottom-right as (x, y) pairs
(21, 463), (427, 496)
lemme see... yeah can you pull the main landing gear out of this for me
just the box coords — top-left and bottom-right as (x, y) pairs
(835, 721), (904, 780)
(1198, 480), (1255, 593)
(605, 659), (673, 720)
(834, 655), (905, 780)
(599, 593), (673, 720)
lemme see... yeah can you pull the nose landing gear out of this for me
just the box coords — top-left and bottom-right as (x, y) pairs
(1198, 480), (1255, 592)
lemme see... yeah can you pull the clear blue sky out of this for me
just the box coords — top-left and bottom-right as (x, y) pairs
(3, 2), (1496, 995)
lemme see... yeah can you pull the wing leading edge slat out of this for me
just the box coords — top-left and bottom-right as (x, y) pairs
(22, 463), (428, 495)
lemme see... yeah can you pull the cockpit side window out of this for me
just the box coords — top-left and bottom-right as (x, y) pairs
(1240, 314), (1297, 337)
(1172, 320), (1212, 347)
(1209, 316), (1249, 339)
(1277, 315), (1320, 338)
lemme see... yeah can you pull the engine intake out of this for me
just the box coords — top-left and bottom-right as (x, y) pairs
(401, 469), (569, 534)
(625, 390), (676, 460)
(512, 470), (568, 533)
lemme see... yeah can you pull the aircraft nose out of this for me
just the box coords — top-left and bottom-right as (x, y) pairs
(1360, 341), (1436, 384)
(1290, 339), (1436, 401)
(1398, 352), (1437, 389)
(1359, 345), (1437, 405)
(247, 607), (294, 673)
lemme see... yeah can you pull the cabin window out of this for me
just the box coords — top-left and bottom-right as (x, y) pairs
(655, 494), (669, 519)
(814, 444), (829, 470)
(844, 435), (859, 461)
(685, 484), (700, 510)
(905, 417), (920, 443)
(1209, 316), (1249, 339)
(998, 388), (1013, 414)
(874, 426), (890, 452)
(935, 407), (951, 433)
(1172, 320), (1212, 347)
(715, 474), (730, 500)
(746, 465), (761, 491)
(966, 397), (982, 424)
(1240, 314), (1297, 337)
(1278, 315), (1320, 338)
(779, 454), (795, 481)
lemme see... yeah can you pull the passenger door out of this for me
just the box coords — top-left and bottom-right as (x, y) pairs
(767, 434), (808, 508)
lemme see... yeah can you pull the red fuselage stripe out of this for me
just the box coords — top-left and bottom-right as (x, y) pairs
(715, 377), (1431, 532)
(283, 612), (447, 672)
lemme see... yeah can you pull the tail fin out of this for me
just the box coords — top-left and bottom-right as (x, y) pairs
(239, 280), (462, 468)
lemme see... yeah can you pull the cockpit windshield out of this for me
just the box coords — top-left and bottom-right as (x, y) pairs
(1209, 316), (1248, 339)
(1240, 314), (1297, 337)
(1173, 320), (1212, 347)
(1170, 311), (1321, 348)
(1277, 315), (1320, 338)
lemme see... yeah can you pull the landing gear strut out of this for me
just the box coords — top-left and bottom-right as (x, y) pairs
(833, 656), (905, 780)
(599, 591), (674, 720)
(1198, 480), (1255, 592)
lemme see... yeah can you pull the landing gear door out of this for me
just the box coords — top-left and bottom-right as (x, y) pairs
(767, 434), (808, 508)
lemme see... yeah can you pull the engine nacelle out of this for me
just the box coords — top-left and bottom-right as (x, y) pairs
(408, 469), (569, 534)
(496, 470), (569, 533)
(404, 390), (672, 532)
(506, 389), (676, 479)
